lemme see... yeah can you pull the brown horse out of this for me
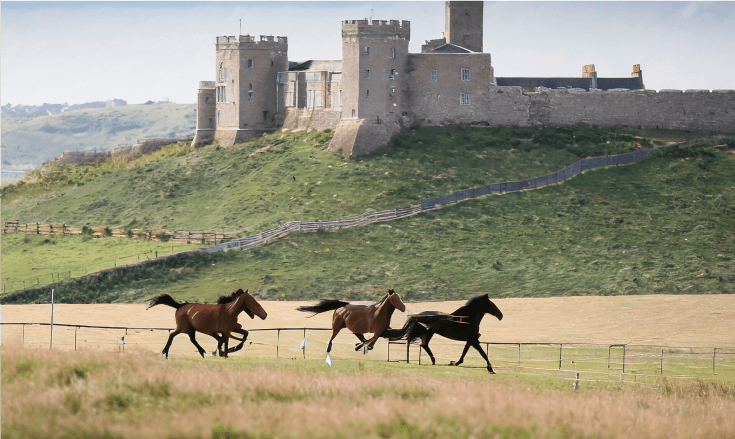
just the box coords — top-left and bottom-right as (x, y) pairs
(297, 289), (406, 354)
(147, 288), (267, 359)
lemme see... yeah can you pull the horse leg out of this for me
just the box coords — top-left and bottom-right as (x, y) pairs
(188, 331), (207, 358)
(455, 341), (472, 366)
(161, 329), (183, 359)
(470, 340), (495, 374)
(419, 332), (436, 365)
(354, 333), (367, 350)
(225, 329), (249, 354)
(327, 316), (345, 353)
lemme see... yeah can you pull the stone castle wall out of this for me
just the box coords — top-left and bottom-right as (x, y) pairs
(50, 136), (194, 165)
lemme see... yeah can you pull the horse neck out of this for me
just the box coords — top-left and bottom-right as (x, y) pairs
(225, 293), (248, 316)
(373, 296), (394, 322)
(454, 304), (486, 326)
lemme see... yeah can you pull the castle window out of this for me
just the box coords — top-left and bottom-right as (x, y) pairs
(339, 90), (342, 107)
(365, 46), (370, 55)
(390, 88), (395, 97)
(391, 47), (395, 58)
(249, 83), (253, 90)
(248, 59), (254, 69)
(205, 97), (209, 102)
(216, 109), (220, 127)
(216, 86), (227, 103)
(270, 59), (273, 66)
(389, 69), (396, 80)
(366, 90), (369, 98)
(219, 63), (225, 82)
(460, 93), (470, 105)
(461, 68), (470, 81)
(430, 69), (437, 83)
(248, 88), (253, 100)
(366, 70), (370, 79)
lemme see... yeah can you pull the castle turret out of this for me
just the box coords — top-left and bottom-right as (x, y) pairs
(192, 81), (215, 146)
(212, 34), (289, 146)
(445, 1), (483, 52)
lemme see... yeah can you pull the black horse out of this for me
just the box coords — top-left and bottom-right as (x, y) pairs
(389, 294), (503, 373)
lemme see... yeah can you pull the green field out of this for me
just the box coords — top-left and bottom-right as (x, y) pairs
(0, 234), (205, 295)
(1, 103), (196, 167)
(2, 346), (734, 439)
(3, 126), (733, 304)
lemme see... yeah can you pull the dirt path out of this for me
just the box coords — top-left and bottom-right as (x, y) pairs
(3, 295), (733, 361)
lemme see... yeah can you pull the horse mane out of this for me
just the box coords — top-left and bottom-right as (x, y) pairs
(463, 294), (488, 307)
(217, 289), (243, 304)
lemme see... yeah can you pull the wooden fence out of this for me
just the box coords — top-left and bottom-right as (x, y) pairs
(2, 221), (236, 245)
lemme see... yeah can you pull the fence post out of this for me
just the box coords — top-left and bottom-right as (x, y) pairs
(661, 349), (664, 374)
(622, 345), (626, 373)
(559, 344), (563, 369)
(302, 328), (306, 359)
(276, 330), (280, 358)
(713, 348), (717, 375)
(518, 343), (521, 366)
(387, 341), (390, 362)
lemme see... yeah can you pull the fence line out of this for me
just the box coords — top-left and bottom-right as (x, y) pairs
(3, 321), (733, 383)
(2, 222), (238, 245)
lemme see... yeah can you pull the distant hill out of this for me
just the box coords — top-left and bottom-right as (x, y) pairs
(1, 103), (196, 167)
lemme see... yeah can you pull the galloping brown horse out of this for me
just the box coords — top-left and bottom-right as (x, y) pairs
(297, 289), (406, 354)
(148, 288), (267, 359)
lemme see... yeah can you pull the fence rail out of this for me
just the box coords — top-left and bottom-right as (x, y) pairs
(3, 321), (733, 384)
(2, 222), (237, 245)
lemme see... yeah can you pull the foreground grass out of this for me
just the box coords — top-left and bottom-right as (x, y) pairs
(0, 234), (205, 294)
(5, 141), (734, 304)
(3, 346), (735, 439)
(2, 125), (664, 234)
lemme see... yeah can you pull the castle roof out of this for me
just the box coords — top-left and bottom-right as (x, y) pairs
(429, 43), (474, 53)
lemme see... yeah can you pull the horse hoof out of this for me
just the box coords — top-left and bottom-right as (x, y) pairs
(487, 365), (496, 374)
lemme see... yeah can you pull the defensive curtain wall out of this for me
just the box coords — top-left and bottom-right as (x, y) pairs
(297, 87), (735, 157)
(49, 135), (194, 165)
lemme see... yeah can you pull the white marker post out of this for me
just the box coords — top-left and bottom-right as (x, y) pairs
(50, 288), (55, 349)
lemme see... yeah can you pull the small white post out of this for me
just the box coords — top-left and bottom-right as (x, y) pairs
(50, 288), (55, 349)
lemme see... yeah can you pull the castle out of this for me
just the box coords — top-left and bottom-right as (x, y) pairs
(192, 1), (734, 156)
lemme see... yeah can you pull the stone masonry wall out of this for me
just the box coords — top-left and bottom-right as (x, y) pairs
(50, 136), (194, 165)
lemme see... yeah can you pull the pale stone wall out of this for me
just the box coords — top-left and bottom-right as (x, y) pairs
(51, 136), (194, 165)
(404, 53), (494, 125)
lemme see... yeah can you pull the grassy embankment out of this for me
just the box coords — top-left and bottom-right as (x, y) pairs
(0, 103), (196, 168)
(3, 127), (734, 304)
(3, 347), (735, 439)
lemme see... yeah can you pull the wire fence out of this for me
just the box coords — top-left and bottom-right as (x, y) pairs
(3, 321), (733, 385)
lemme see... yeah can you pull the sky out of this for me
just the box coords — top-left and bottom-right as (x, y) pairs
(2, 1), (734, 106)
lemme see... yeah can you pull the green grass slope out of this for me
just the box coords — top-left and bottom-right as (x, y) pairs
(5, 140), (733, 304)
(1, 103), (195, 167)
(2, 125), (659, 234)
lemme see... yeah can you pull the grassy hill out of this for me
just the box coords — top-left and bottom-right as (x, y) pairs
(3, 126), (733, 304)
(0, 103), (196, 168)
(2, 125), (659, 233)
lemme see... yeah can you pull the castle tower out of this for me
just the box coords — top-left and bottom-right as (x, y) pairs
(211, 34), (288, 146)
(445, 1), (483, 52)
(341, 19), (410, 122)
(191, 82), (216, 145)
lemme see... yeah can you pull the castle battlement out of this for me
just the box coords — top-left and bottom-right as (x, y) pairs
(199, 81), (215, 88)
(342, 19), (410, 39)
(216, 34), (288, 49)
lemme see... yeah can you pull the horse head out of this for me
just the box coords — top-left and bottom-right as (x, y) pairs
(481, 294), (503, 321)
(240, 289), (268, 320)
(387, 289), (406, 312)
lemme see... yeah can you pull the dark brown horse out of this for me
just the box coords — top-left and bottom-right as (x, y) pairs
(390, 294), (503, 373)
(297, 289), (406, 354)
(147, 288), (267, 358)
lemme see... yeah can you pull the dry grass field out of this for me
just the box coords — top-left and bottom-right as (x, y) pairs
(3, 295), (735, 438)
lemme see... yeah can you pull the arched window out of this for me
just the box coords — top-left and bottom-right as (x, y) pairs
(248, 59), (254, 69)
(249, 83), (253, 90)
(219, 63), (224, 82)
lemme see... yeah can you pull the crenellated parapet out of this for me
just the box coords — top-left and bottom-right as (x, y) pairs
(216, 34), (288, 50)
(342, 19), (410, 40)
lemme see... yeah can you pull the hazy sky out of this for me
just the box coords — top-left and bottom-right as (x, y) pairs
(2, 1), (734, 106)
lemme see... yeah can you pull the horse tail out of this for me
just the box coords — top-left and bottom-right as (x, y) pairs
(296, 299), (350, 315)
(147, 294), (185, 310)
(387, 317), (421, 341)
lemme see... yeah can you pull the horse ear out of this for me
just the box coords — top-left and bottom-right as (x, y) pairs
(483, 293), (489, 298)
(388, 289), (395, 295)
